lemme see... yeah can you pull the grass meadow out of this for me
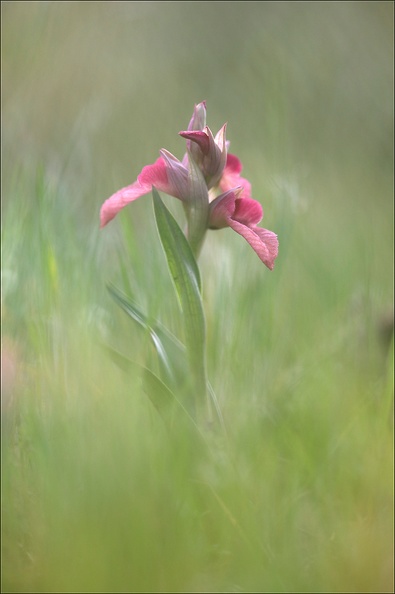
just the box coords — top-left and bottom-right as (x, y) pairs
(2, 2), (394, 592)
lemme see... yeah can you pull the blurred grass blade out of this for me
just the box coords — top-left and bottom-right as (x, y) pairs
(108, 284), (223, 427)
(107, 283), (176, 385)
(103, 343), (174, 412)
(103, 344), (201, 432)
(207, 381), (225, 430)
(152, 188), (207, 411)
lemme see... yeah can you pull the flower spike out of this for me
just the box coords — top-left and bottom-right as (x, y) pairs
(100, 101), (278, 270)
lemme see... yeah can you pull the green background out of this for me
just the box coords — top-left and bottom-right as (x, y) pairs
(2, 3), (393, 592)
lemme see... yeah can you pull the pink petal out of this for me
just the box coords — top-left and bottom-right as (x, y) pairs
(137, 156), (170, 189)
(178, 130), (211, 154)
(225, 153), (242, 174)
(209, 193), (278, 269)
(208, 189), (240, 229)
(180, 126), (227, 188)
(233, 197), (263, 226)
(159, 149), (189, 200)
(253, 227), (279, 268)
(227, 218), (279, 270)
(219, 153), (252, 198)
(100, 156), (184, 227)
(100, 180), (151, 227)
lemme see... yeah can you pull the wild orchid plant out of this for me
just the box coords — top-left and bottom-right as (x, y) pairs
(101, 102), (278, 424)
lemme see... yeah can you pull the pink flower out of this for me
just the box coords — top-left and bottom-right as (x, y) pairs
(100, 102), (248, 228)
(209, 189), (279, 270)
(100, 101), (278, 270)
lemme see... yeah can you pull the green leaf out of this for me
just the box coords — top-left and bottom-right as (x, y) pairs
(107, 283), (184, 387)
(103, 344), (202, 432)
(153, 193), (202, 294)
(152, 188), (207, 408)
(103, 343), (173, 411)
(107, 284), (224, 427)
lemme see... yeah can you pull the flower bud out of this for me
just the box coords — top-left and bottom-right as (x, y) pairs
(187, 101), (207, 132)
(179, 123), (227, 189)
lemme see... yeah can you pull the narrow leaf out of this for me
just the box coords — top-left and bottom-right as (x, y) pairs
(152, 188), (207, 405)
(103, 344), (201, 431)
(107, 283), (175, 385)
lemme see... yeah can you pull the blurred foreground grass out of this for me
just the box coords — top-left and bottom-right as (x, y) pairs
(2, 3), (393, 592)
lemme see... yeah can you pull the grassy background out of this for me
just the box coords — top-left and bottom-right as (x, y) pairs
(2, 2), (393, 592)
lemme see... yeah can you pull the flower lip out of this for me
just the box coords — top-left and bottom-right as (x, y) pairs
(233, 196), (263, 226)
(208, 190), (278, 270)
(208, 187), (244, 229)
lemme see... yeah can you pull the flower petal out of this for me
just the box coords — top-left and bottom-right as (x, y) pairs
(100, 156), (185, 227)
(137, 156), (170, 189)
(219, 153), (252, 198)
(187, 101), (207, 131)
(227, 218), (278, 270)
(180, 125), (227, 189)
(178, 130), (211, 154)
(214, 123), (227, 153)
(208, 193), (278, 270)
(211, 123), (228, 188)
(159, 149), (189, 201)
(233, 197), (263, 226)
(100, 180), (150, 227)
(253, 227), (279, 268)
(208, 188), (241, 229)
(224, 153), (242, 174)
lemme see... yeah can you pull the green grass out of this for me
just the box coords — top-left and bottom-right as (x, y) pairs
(2, 2), (393, 592)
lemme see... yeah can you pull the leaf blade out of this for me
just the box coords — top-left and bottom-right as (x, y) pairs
(152, 188), (207, 406)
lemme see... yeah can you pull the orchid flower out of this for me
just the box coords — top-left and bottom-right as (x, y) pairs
(209, 189), (279, 271)
(100, 101), (278, 269)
